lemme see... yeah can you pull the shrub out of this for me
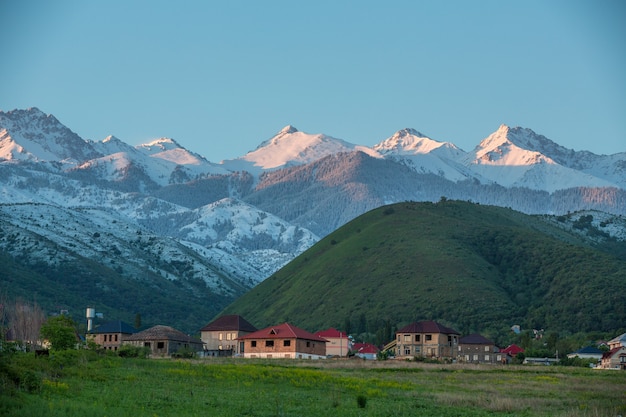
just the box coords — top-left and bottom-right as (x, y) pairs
(356, 394), (367, 408)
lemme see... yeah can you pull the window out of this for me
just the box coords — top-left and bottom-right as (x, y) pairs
(404, 335), (411, 342)
(251, 341), (257, 347)
(404, 347), (411, 355)
(415, 347), (421, 353)
(485, 355), (490, 361)
(397, 334), (400, 341)
(265, 340), (274, 347)
(484, 346), (490, 352)
(157, 342), (165, 349)
(415, 335), (421, 342)
(144, 342), (151, 348)
(219, 333), (223, 341)
(227, 333), (231, 341)
(473, 354), (478, 361)
(306, 341), (311, 347)
(426, 335), (432, 341)
(283, 340), (291, 347)
(115, 334), (118, 342)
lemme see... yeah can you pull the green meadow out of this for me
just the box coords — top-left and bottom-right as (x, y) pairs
(2, 350), (625, 416)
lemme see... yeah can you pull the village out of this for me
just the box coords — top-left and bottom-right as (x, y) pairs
(86, 311), (626, 370)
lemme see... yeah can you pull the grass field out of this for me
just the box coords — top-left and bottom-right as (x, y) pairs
(2, 350), (626, 417)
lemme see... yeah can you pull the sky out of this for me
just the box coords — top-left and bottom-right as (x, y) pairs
(1, 0), (625, 162)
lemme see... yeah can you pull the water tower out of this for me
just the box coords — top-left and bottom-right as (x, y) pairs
(86, 307), (96, 332)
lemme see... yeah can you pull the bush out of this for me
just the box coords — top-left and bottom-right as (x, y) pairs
(356, 394), (367, 408)
(117, 345), (150, 358)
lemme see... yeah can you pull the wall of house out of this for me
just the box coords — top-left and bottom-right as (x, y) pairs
(457, 344), (502, 364)
(242, 338), (326, 359)
(88, 332), (125, 351)
(395, 332), (458, 359)
(324, 337), (350, 357)
(201, 330), (239, 352)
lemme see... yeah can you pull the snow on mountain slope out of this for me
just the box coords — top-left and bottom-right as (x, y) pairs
(145, 198), (318, 282)
(0, 202), (244, 294)
(464, 125), (618, 192)
(220, 125), (381, 173)
(373, 128), (472, 181)
(0, 108), (101, 164)
(78, 135), (229, 186)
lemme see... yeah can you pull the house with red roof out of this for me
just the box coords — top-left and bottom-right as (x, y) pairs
(458, 333), (504, 364)
(395, 320), (460, 360)
(237, 323), (328, 359)
(600, 346), (626, 370)
(500, 344), (524, 360)
(314, 328), (350, 357)
(199, 315), (257, 356)
(353, 342), (379, 360)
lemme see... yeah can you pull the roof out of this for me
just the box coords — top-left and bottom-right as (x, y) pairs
(572, 346), (603, 355)
(354, 342), (379, 354)
(237, 323), (328, 343)
(315, 328), (347, 338)
(459, 334), (494, 345)
(500, 344), (524, 355)
(124, 325), (202, 344)
(200, 315), (257, 333)
(602, 346), (626, 360)
(396, 320), (460, 335)
(89, 320), (136, 335)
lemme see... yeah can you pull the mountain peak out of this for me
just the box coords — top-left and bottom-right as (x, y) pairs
(279, 125), (298, 134)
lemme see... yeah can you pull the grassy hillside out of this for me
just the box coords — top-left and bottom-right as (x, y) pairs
(221, 200), (626, 341)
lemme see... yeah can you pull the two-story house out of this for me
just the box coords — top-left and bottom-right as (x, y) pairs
(237, 322), (327, 359)
(87, 320), (136, 351)
(458, 333), (503, 364)
(199, 315), (257, 356)
(395, 320), (459, 360)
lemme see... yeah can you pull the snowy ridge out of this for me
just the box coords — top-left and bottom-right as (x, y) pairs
(220, 125), (381, 173)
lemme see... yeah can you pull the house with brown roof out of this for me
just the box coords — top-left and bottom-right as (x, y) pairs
(395, 320), (459, 360)
(87, 320), (136, 352)
(237, 323), (327, 359)
(314, 328), (350, 357)
(458, 333), (504, 364)
(122, 325), (203, 357)
(199, 315), (257, 356)
(600, 346), (626, 370)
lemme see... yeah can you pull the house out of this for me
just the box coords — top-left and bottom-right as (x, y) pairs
(314, 328), (350, 357)
(566, 346), (603, 362)
(607, 332), (626, 350)
(86, 320), (136, 351)
(353, 342), (379, 360)
(122, 325), (203, 357)
(395, 320), (459, 360)
(237, 322), (327, 359)
(500, 344), (524, 360)
(199, 315), (257, 356)
(457, 333), (504, 364)
(600, 346), (626, 370)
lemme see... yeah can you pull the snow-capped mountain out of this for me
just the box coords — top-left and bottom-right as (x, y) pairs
(1, 106), (625, 326)
(220, 125), (381, 173)
(373, 128), (471, 181)
(463, 125), (620, 192)
(0, 108), (100, 165)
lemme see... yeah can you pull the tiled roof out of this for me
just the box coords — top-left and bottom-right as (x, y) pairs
(573, 346), (603, 355)
(354, 343), (379, 354)
(238, 323), (328, 343)
(315, 328), (347, 338)
(200, 315), (257, 333)
(396, 320), (460, 335)
(459, 334), (494, 345)
(124, 325), (202, 344)
(500, 344), (524, 355)
(89, 320), (136, 335)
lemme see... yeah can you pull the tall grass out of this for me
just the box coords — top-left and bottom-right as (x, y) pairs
(2, 351), (625, 417)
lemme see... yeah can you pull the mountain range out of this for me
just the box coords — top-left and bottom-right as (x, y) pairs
(1, 107), (625, 332)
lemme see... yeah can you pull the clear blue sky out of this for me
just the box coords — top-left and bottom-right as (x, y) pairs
(1, 0), (624, 162)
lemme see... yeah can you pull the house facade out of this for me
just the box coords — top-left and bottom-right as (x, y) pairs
(457, 333), (504, 364)
(314, 328), (350, 357)
(395, 320), (459, 360)
(199, 315), (257, 356)
(237, 323), (327, 359)
(353, 342), (379, 360)
(123, 325), (203, 357)
(600, 346), (626, 370)
(87, 320), (136, 351)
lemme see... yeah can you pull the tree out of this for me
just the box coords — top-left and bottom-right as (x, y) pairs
(134, 313), (142, 329)
(40, 315), (77, 350)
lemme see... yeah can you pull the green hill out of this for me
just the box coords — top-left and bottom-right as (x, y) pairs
(221, 200), (626, 341)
